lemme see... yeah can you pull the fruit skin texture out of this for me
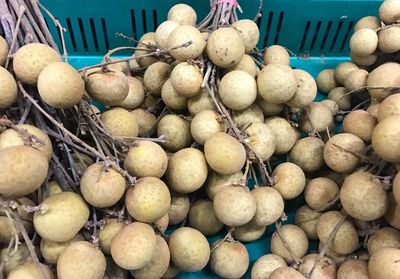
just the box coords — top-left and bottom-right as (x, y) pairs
(167, 148), (208, 193)
(80, 162), (126, 208)
(124, 140), (168, 178)
(57, 241), (106, 279)
(204, 132), (246, 175)
(337, 259), (369, 279)
(263, 45), (290, 65)
(168, 26), (206, 61)
(188, 199), (223, 236)
(13, 43), (61, 85)
(340, 171), (388, 221)
(8, 262), (53, 279)
(372, 115), (400, 162)
(0, 145), (48, 197)
(213, 186), (256, 227)
(317, 69), (338, 94)
(368, 247), (400, 279)
(170, 62), (202, 97)
(157, 114), (192, 152)
(169, 227), (210, 272)
(343, 110), (377, 142)
(252, 254), (287, 279)
(111, 222), (157, 270)
(210, 240), (249, 279)
(0, 66), (17, 109)
(245, 122), (277, 162)
(350, 28), (378, 56)
(272, 162), (306, 200)
(38, 62), (84, 108)
(367, 62), (400, 101)
(251, 187), (284, 226)
(289, 136), (325, 172)
(167, 3), (197, 25)
(232, 19), (260, 53)
(269, 267), (305, 279)
(368, 227), (400, 255)
(99, 218), (124, 255)
(125, 177), (171, 223)
(101, 108), (139, 139)
(34, 192), (89, 242)
(379, 0), (400, 24)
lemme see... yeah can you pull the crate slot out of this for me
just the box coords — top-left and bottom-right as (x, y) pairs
(89, 18), (99, 52)
(142, 9), (148, 33)
(101, 18), (110, 50)
(310, 21), (322, 52)
(153, 9), (158, 30)
(329, 21), (344, 52)
(262, 11), (274, 48)
(131, 9), (138, 40)
(319, 21), (333, 52)
(340, 21), (355, 52)
(299, 21), (311, 52)
(273, 11), (284, 44)
(78, 18), (89, 52)
(66, 17), (78, 52)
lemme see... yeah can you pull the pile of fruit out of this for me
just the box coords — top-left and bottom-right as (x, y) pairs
(1, 0), (400, 278)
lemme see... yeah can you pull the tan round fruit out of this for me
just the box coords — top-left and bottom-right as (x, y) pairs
(320, 99), (339, 115)
(368, 103), (380, 118)
(341, 171), (388, 221)
(265, 117), (298, 154)
(258, 64), (298, 104)
(206, 170), (243, 200)
(34, 192), (89, 242)
(0, 66), (17, 109)
(57, 241), (106, 279)
(204, 132), (246, 175)
(305, 177), (339, 211)
(324, 133), (366, 173)
(232, 104), (264, 130)
(206, 27), (245, 68)
(13, 43), (61, 85)
(263, 45), (290, 65)
(155, 21), (180, 48)
(143, 62), (171, 95)
(334, 62), (358, 85)
(385, 193), (400, 229)
(368, 227), (400, 255)
(191, 110), (225, 145)
(317, 211), (359, 254)
(258, 98), (285, 116)
(170, 62), (202, 97)
(86, 70), (129, 106)
(116, 76), (145, 109)
(245, 122), (276, 161)
(368, 247), (400, 279)
(0, 243), (30, 275)
(295, 205), (322, 240)
(351, 52), (378, 66)
(337, 259), (369, 279)
(251, 187), (284, 226)
(394, 172), (400, 202)
(379, 0), (400, 24)
(272, 162), (306, 200)
(168, 26), (206, 61)
(0, 124), (53, 161)
(99, 219), (124, 255)
(168, 191), (190, 225)
(161, 78), (187, 110)
(289, 137), (325, 172)
(169, 227), (210, 272)
(105, 58), (131, 76)
(0, 146), (48, 197)
(187, 87), (215, 115)
(210, 240), (249, 278)
(355, 16), (381, 30)
(135, 33), (159, 67)
(232, 19), (260, 52)
(8, 262), (53, 279)
(124, 140), (167, 178)
(372, 115), (400, 162)
(131, 108), (157, 136)
(367, 62), (400, 101)
(188, 199), (223, 235)
(232, 219), (266, 242)
(80, 162), (126, 208)
(155, 213), (169, 233)
(213, 186), (256, 226)
(298, 253), (336, 279)
(167, 3), (197, 25)
(286, 69), (317, 108)
(350, 28), (378, 56)
(252, 254), (287, 279)
(0, 36), (8, 66)
(317, 69), (339, 94)
(379, 26), (400, 53)
(38, 62), (84, 108)
(219, 70), (257, 110)
(318, 242), (348, 265)
(111, 222), (156, 270)
(378, 93), (400, 121)
(343, 110), (377, 142)
(269, 267), (304, 279)
(328, 87), (351, 110)
(101, 108), (139, 140)
(271, 224), (309, 263)
(126, 177), (171, 223)
(300, 102), (334, 133)
(157, 114), (192, 152)
(225, 54), (257, 77)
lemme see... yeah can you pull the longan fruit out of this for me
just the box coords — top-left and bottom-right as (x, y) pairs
(232, 104), (264, 130)
(385, 193), (400, 230)
(245, 122), (277, 161)
(0, 36), (8, 66)
(167, 3), (197, 25)
(368, 247), (400, 279)
(379, 0), (400, 24)
(135, 33), (159, 67)
(257, 98), (285, 116)
(337, 259), (369, 279)
(354, 16), (381, 31)
(130, 108), (157, 136)
(155, 21), (180, 48)
(101, 108), (139, 140)
(298, 253), (336, 279)
(99, 219), (124, 255)
(154, 213), (169, 234)
(350, 28), (378, 56)
(252, 254), (287, 279)
(168, 191), (190, 225)
(191, 110), (225, 145)
(232, 19), (260, 53)
(225, 54), (257, 77)
(143, 62), (171, 95)
(317, 69), (339, 94)
(379, 26), (400, 53)
(205, 170), (243, 200)
(265, 117), (298, 154)
(168, 26), (206, 61)
(117, 76), (145, 109)
(299, 102), (334, 133)
(188, 199), (223, 235)
(187, 87), (216, 115)
(13, 43), (61, 85)
(367, 62), (400, 101)
(0, 66), (17, 109)
(269, 267), (305, 279)
(272, 162), (306, 200)
(372, 115), (400, 162)
(170, 62), (202, 97)
(334, 62), (358, 85)
(161, 79), (187, 110)
(232, 219), (266, 242)
(0, 243), (30, 275)
(251, 187), (284, 226)
(368, 227), (400, 255)
(263, 45), (290, 65)
(343, 110), (377, 142)
(320, 99), (339, 115)
(351, 52), (378, 66)
(41, 237), (76, 264)
(8, 262), (53, 279)
(328, 87), (351, 110)
(286, 69), (317, 108)
(305, 177), (339, 211)
(295, 205), (322, 240)
(377, 93), (400, 121)
(289, 137), (325, 172)
(157, 114), (192, 152)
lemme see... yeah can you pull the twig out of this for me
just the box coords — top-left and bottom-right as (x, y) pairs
(5, 4), (25, 68)
(253, 0), (263, 21)
(275, 221), (302, 266)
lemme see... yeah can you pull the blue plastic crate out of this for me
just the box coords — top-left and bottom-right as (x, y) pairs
(39, 1), (382, 278)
